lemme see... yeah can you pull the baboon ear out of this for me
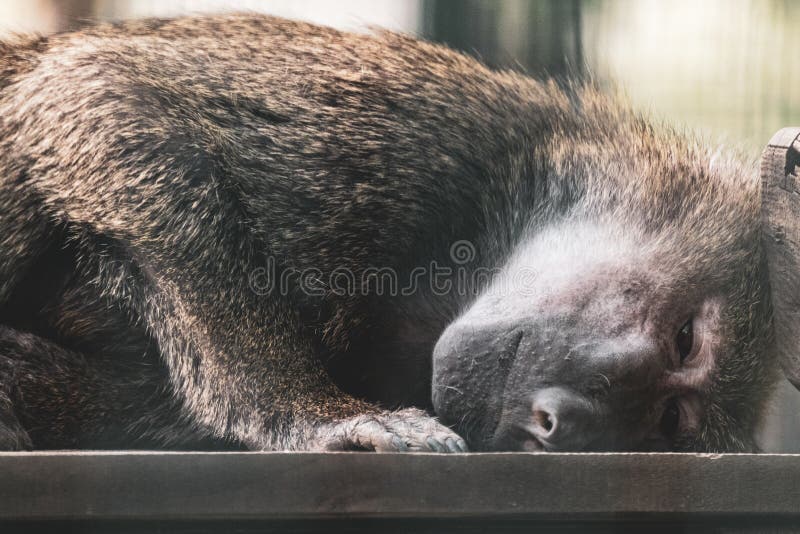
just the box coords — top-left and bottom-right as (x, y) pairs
(761, 127), (800, 390)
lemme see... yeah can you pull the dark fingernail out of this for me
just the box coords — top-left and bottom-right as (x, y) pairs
(426, 437), (445, 452)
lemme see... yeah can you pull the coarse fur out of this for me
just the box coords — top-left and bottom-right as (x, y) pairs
(0, 14), (780, 452)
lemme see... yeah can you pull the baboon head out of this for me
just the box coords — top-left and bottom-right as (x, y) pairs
(432, 121), (800, 453)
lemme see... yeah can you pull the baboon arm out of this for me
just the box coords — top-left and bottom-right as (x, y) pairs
(29, 167), (376, 450)
(118, 253), (376, 449)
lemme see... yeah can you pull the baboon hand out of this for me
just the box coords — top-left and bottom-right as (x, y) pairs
(312, 408), (468, 452)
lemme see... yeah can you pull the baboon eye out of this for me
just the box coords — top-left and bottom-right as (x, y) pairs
(660, 398), (680, 439)
(676, 319), (693, 363)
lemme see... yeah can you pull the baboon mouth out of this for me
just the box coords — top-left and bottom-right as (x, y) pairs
(490, 422), (546, 452)
(516, 424), (545, 451)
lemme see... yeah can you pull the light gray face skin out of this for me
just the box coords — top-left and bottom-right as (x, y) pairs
(432, 221), (732, 452)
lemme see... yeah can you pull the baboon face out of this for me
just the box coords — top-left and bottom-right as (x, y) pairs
(432, 133), (777, 453)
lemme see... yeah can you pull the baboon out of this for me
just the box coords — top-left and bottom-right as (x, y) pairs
(0, 14), (794, 452)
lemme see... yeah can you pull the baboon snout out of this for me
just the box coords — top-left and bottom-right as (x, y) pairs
(432, 314), (672, 451)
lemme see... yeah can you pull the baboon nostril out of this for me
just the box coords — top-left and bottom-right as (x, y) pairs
(533, 409), (555, 434)
(527, 388), (596, 451)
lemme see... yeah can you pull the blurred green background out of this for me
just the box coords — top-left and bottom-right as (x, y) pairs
(2, 0), (798, 451)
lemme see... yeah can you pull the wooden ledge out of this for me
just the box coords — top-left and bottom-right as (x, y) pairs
(1, 451), (799, 523)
